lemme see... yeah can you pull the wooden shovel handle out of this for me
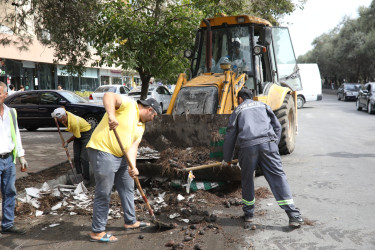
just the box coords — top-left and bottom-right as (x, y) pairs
(54, 117), (73, 164)
(54, 117), (79, 183)
(113, 129), (155, 217)
(184, 159), (238, 171)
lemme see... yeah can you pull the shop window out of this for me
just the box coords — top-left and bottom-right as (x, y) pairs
(101, 76), (110, 85)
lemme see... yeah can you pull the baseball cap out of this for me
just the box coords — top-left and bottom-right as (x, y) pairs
(51, 107), (66, 118)
(137, 98), (162, 115)
(237, 88), (253, 100)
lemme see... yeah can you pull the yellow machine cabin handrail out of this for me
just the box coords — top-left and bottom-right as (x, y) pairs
(166, 73), (186, 115)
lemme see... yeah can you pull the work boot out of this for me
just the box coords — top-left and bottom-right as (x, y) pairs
(2, 226), (26, 235)
(244, 215), (253, 222)
(289, 215), (304, 228)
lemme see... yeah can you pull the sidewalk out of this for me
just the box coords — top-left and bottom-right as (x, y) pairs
(16, 129), (70, 181)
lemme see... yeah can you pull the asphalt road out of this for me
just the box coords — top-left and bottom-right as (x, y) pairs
(1, 93), (375, 249)
(250, 94), (375, 249)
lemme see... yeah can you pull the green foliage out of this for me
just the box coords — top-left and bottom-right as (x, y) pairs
(297, 0), (375, 84)
(1, 0), (301, 97)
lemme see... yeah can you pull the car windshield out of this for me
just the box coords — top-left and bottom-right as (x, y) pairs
(59, 91), (88, 103)
(94, 86), (117, 93)
(345, 84), (360, 91)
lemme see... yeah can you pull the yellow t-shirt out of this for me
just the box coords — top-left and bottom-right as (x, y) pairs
(86, 96), (145, 157)
(65, 111), (91, 138)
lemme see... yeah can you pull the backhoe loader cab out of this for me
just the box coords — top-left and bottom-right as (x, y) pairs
(191, 15), (302, 98)
(145, 15), (302, 157)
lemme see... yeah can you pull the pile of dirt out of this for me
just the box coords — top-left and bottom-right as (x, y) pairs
(157, 147), (213, 175)
(15, 162), (71, 191)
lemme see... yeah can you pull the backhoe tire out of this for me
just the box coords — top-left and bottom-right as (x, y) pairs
(274, 93), (296, 155)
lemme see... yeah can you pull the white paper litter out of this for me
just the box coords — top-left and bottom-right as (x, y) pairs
(31, 199), (40, 209)
(73, 193), (88, 201)
(49, 223), (60, 228)
(177, 194), (185, 201)
(69, 212), (77, 216)
(155, 192), (166, 204)
(41, 182), (50, 192)
(169, 213), (180, 219)
(35, 210), (43, 216)
(52, 189), (61, 197)
(51, 202), (62, 211)
(25, 187), (40, 198)
(18, 195), (31, 203)
(267, 203), (273, 206)
(74, 182), (87, 194)
(180, 219), (189, 223)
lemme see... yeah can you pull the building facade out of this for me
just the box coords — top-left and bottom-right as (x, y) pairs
(0, 2), (139, 92)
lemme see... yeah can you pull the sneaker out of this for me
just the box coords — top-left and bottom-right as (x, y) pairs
(2, 226), (26, 235)
(244, 215), (253, 222)
(289, 215), (304, 228)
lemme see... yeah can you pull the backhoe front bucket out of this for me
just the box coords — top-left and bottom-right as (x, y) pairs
(144, 114), (231, 155)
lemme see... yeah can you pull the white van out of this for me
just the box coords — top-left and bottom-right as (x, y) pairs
(296, 64), (322, 108)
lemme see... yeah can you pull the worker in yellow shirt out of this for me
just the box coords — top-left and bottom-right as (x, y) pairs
(51, 108), (92, 184)
(86, 93), (161, 243)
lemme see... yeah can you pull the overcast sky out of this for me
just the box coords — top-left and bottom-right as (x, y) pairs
(282, 0), (373, 57)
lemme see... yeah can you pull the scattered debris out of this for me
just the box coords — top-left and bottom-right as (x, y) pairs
(303, 218), (315, 226)
(137, 146), (160, 160)
(177, 194), (185, 201)
(157, 147), (211, 175)
(165, 240), (175, 247)
(184, 236), (193, 241)
(254, 187), (272, 199)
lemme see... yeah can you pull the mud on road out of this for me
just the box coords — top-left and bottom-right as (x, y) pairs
(1, 162), (284, 250)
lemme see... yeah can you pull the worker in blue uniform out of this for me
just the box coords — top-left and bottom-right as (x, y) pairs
(223, 88), (303, 228)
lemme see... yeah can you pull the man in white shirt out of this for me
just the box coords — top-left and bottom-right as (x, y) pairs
(0, 81), (28, 234)
(8, 84), (16, 95)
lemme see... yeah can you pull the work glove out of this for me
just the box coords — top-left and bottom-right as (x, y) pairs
(19, 156), (28, 172)
(63, 141), (69, 148)
(220, 160), (231, 168)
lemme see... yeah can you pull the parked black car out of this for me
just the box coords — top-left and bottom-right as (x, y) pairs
(356, 82), (375, 114)
(4, 90), (106, 131)
(337, 83), (361, 101)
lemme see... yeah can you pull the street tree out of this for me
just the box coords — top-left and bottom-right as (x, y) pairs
(1, 0), (303, 98)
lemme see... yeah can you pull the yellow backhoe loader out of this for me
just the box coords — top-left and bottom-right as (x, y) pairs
(143, 15), (302, 176)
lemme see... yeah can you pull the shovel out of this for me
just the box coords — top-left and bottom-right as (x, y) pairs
(54, 117), (83, 184)
(113, 129), (173, 230)
(183, 159), (239, 172)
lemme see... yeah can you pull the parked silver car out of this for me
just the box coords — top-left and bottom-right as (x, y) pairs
(128, 85), (172, 112)
(89, 85), (130, 103)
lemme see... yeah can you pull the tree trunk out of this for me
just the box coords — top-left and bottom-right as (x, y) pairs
(138, 69), (152, 100)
